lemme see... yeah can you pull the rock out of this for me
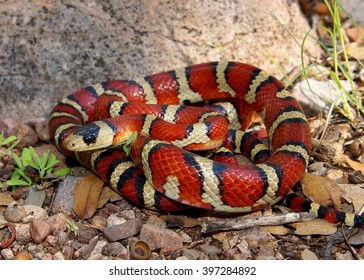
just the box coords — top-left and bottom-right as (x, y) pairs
(104, 218), (143, 242)
(30, 219), (52, 244)
(256, 242), (279, 260)
(49, 176), (81, 215)
(3, 203), (27, 223)
(1, 248), (14, 260)
(341, 0), (364, 24)
(140, 223), (183, 252)
(146, 215), (167, 228)
(101, 242), (128, 258)
(53, 251), (65, 260)
(198, 244), (222, 256)
(178, 231), (192, 243)
(0, 1), (321, 123)
(14, 251), (32, 260)
(106, 213), (127, 227)
(12, 124), (38, 148)
(335, 251), (354, 260)
(77, 223), (99, 244)
(90, 214), (108, 230)
(24, 187), (46, 207)
(22, 205), (47, 222)
(29, 118), (50, 142)
(292, 79), (353, 117)
(14, 223), (31, 244)
(78, 236), (99, 260)
(88, 240), (109, 260)
(236, 239), (252, 259)
(183, 249), (200, 260)
(46, 213), (68, 232)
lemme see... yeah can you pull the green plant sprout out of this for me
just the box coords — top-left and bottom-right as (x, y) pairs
(66, 219), (79, 236)
(5, 147), (71, 190)
(0, 131), (19, 158)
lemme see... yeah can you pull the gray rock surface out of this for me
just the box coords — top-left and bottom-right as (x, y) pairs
(0, 0), (321, 122)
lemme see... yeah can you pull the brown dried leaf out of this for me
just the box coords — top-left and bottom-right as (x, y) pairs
(338, 184), (364, 213)
(73, 172), (104, 219)
(301, 248), (318, 260)
(97, 186), (122, 209)
(344, 155), (364, 172)
(0, 193), (14, 206)
(301, 173), (344, 209)
(346, 42), (364, 60)
(262, 225), (290, 236)
(291, 219), (337, 235)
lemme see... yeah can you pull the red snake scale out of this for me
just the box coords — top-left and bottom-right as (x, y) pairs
(49, 61), (364, 227)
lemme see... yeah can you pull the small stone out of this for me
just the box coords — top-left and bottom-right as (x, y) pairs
(89, 240), (109, 260)
(30, 219), (52, 244)
(183, 249), (200, 260)
(236, 239), (252, 259)
(42, 253), (53, 260)
(1, 248), (14, 260)
(46, 213), (68, 231)
(29, 118), (50, 142)
(335, 251), (354, 260)
(90, 214), (107, 230)
(15, 224), (31, 244)
(45, 235), (58, 246)
(178, 231), (192, 243)
(53, 251), (65, 260)
(3, 203), (27, 223)
(77, 223), (99, 243)
(79, 236), (98, 260)
(57, 231), (69, 245)
(256, 242), (278, 260)
(22, 205), (47, 222)
(140, 223), (183, 252)
(106, 213), (127, 227)
(198, 244), (222, 256)
(49, 175), (81, 215)
(13, 124), (38, 149)
(24, 187), (46, 207)
(102, 242), (128, 258)
(104, 218), (143, 242)
(14, 251), (32, 260)
(34, 252), (44, 260)
(146, 215), (167, 228)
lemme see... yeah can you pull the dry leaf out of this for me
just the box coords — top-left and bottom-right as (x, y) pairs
(346, 42), (364, 60)
(343, 154), (364, 172)
(301, 248), (318, 260)
(262, 225), (290, 235)
(97, 186), (122, 209)
(73, 172), (104, 219)
(338, 184), (364, 213)
(291, 219), (337, 235)
(0, 193), (14, 206)
(301, 173), (343, 209)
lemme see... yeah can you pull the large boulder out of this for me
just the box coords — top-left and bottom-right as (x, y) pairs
(0, 0), (321, 122)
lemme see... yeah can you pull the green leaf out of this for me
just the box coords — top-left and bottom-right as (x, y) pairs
(12, 153), (24, 169)
(53, 167), (71, 177)
(6, 178), (31, 186)
(22, 148), (34, 168)
(28, 147), (41, 169)
(2, 135), (17, 145)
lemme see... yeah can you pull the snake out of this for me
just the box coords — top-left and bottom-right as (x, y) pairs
(49, 61), (364, 228)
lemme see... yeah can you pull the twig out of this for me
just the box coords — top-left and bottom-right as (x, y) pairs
(201, 212), (315, 234)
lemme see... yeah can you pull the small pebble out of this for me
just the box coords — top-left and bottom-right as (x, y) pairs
(30, 219), (52, 244)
